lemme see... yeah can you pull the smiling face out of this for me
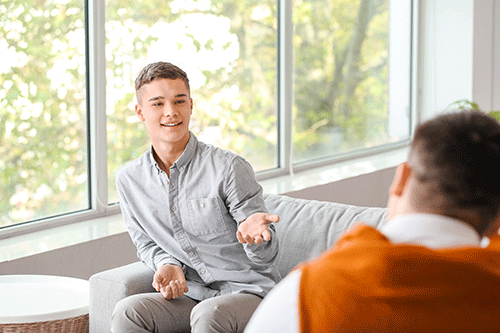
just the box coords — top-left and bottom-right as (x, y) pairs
(135, 78), (193, 151)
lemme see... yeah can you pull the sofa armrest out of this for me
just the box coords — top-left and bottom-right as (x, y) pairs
(89, 261), (155, 333)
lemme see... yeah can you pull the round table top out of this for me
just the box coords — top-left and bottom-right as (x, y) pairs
(0, 275), (89, 324)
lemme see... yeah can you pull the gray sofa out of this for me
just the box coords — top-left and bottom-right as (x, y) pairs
(89, 193), (387, 333)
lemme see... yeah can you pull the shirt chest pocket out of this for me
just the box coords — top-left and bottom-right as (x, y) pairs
(184, 197), (231, 236)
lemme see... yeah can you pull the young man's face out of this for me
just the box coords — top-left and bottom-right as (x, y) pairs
(135, 78), (193, 149)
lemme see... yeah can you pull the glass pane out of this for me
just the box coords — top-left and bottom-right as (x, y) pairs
(0, 0), (88, 227)
(106, 0), (278, 204)
(292, 0), (412, 163)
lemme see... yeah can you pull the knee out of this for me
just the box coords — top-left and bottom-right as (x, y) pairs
(191, 300), (235, 332)
(113, 295), (147, 321)
(111, 295), (154, 332)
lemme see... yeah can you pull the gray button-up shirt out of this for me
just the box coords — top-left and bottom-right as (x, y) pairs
(116, 133), (280, 300)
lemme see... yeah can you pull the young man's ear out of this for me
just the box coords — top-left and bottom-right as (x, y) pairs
(135, 103), (145, 122)
(389, 162), (412, 197)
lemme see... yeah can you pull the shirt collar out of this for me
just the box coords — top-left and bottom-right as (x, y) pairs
(174, 131), (197, 170)
(379, 213), (481, 249)
(149, 132), (198, 174)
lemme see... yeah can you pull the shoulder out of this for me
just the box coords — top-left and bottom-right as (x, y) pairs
(190, 139), (257, 181)
(196, 140), (240, 162)
(116, 150), (152, 183)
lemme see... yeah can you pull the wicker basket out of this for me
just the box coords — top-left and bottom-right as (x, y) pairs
(0, 313), (88, 333)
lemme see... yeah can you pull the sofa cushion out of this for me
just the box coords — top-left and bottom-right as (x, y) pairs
(264, 194), (387, 277)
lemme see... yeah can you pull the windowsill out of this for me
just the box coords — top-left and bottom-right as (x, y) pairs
(0, 214), (127, 263)
(259, 146), (407, 194)
(0, 146), (407, 263)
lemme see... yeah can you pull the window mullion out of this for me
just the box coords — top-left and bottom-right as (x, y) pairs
(279, 0), (293, 176)
(88, 0), (108, 212)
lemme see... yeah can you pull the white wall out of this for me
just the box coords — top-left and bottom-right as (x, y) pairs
(419, 0), (500, 119)
(472, 0), (500, 111)
(419, 0), (474, 121)
(494, 1), (500, 110)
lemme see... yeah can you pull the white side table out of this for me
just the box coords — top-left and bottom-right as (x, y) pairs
(0, 275), (89, 332)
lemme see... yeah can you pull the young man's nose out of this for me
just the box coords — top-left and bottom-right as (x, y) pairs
(163, 104), (177, 116)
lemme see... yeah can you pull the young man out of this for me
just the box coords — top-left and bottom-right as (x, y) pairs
(112, 62), (281, 333)
(245, 110), (500, 332)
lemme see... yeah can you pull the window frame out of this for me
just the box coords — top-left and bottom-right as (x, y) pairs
(0, 0), (417, 238)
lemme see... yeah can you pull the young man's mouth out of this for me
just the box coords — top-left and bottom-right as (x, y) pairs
(161, 121), (182, 127)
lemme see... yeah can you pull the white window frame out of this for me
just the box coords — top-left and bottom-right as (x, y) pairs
(1, 0), (418, 238)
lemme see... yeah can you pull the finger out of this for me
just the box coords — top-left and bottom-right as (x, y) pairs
(262, 229), (272, 242)
(265, 214), (280, 223)
(170, 280), (181, 299)
(180, 279), (189, 293)
(254, 235), (263, 244)
(174, 280), (186, 298)
(152, 280), (159, 291)
(152, 275), (163, 291)
(244, 234), (254, 244)
(169, 282), (177, 299)
(236, 231), (246, 244)
(161, 286), (172, 300)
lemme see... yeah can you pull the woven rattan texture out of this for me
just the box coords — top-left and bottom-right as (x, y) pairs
(0, 313), (88, 333)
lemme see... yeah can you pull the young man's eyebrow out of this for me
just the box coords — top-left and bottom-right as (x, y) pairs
(148, 94), (187, 102)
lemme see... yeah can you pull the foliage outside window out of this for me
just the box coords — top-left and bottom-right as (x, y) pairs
(0, 0), (411, 228)
(1, 0), (88, 226)
(106, 0), (278, 204)
(293, 0), (407, 163)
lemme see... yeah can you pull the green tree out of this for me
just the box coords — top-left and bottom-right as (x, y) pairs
(293, 0), (390, 162)
(1, 0), (393, 226)
(0, 0), (87, 225)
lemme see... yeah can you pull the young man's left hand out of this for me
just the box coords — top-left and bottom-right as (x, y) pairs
(237, 213), (280, 245)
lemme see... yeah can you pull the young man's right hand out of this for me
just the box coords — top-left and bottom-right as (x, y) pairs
(152, 264), (189, 300)
(237, 213), (280, 245)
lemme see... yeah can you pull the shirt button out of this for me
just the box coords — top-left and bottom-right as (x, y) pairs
(180, 166), (185, 171)
(171, 206), (176, 212)
(200, 269), (206, 275)
(200, 202), (205, 208)
(188, 251), (195, 257)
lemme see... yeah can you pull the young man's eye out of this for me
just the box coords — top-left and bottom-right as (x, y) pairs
(175, 100), (185, 104)
(152, 102), (163, 107)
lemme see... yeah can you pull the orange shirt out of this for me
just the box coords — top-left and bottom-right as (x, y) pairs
(298, 224), (500, 332)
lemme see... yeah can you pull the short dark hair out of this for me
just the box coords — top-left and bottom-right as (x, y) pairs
(409, 110), (500, 233)
(135, 62), (190, 103)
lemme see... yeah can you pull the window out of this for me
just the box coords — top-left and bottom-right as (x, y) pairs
(105, 0), (278, 204)
(293, 0), (412, 164)
(1, 0), (88, 226)
(0, 0), (413, 230)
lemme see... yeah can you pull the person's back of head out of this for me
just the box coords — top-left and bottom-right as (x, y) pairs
(408, 109), (500, 236)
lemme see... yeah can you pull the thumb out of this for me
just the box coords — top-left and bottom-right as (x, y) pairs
(152, 274), (161, 291)
(153, 270), (168, 289)
(180, 278), (189, 293)
(265, 214), (280, 223)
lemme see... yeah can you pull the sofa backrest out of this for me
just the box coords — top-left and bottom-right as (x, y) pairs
(264, 194), (387, 278)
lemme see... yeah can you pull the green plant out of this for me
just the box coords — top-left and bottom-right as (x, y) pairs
(445, 99), (500, 122)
